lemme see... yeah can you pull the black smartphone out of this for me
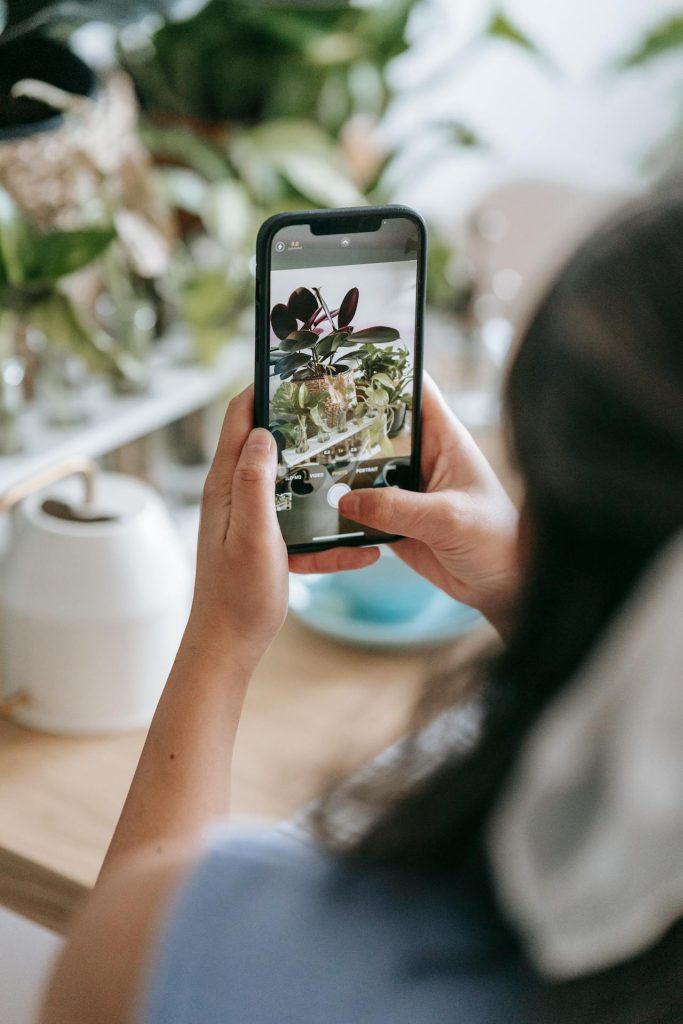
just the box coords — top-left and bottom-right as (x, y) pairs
(255, 205), (425, 554)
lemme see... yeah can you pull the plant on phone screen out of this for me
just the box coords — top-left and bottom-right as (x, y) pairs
(348, 342), (410, 383)
(350, 343), (413, 437)
(272, 379), (328, 452)
(269, 285), (399, 382)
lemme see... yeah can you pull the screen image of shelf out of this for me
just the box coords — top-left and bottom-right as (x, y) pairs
(268, 217), (418, 547)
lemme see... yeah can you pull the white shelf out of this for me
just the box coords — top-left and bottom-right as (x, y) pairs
(280, 415), (378, 470)
(0, 336), (253, 495)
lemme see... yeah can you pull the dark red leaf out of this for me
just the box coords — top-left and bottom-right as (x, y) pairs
(288, 287), (318, 322)
(271, 303), (298, 340)
(338, 287), (359, 328)
(351, 326), (400, 342)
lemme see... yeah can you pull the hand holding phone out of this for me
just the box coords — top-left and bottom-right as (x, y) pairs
(255, 205), (426, 554)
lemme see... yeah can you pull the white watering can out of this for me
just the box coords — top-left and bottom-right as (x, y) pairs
(0, 457), (192, 735)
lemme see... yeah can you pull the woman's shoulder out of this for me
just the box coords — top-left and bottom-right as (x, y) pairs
(139, 822), (534, 1024)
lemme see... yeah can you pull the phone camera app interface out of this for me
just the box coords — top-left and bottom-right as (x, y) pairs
(269, 217), (418, 547)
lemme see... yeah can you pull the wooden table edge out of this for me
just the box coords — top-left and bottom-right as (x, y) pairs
(0, 844), (87, 935)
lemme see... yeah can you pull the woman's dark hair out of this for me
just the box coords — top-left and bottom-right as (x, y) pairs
(316, 184), (683, 1022)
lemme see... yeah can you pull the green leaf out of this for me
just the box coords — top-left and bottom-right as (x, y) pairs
(273, 351), (310, 376)
(373, 372), (395, 389)
(140, 123), (232, 183)
(486, 11), (540, 55)
(182, 271), (236, 327)
(156, 168), (208, 215)
(29, 291), (117, 374)
(280, 330), (319, 351)
(316, 330), (350, 358)
(20, 226), (115, 284)
(200, 179), (252, 250)
(351, 326), (400, 342)
(309, 403), (328, 429)
(0, 186), (26, 287)
(3, 2), (179, 38)
(368, 385), (389, 406)
(617, 15), (683, 68)
(280, 151), (365, 207)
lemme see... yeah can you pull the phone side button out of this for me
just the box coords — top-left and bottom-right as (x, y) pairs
(327, 483), (351, 508)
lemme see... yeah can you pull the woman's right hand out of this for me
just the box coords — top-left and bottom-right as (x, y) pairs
(290, 375), (520, 635)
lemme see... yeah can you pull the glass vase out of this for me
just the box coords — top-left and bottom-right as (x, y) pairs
(38, 346), (90, 427)
(295, 418), (309, 454)
(334, 405), (347, 433)
(316, 420), (331, 444)
(0, 357), (25, 455)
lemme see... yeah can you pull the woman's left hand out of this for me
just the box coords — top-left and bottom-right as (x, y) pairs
(183, 386), (289, 673)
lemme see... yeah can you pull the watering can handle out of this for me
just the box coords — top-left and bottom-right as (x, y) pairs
(0, 455), (98, 515)
(0, 455), (99, 716)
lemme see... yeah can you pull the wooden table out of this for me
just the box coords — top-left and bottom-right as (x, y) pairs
(0, 613), (453, 934)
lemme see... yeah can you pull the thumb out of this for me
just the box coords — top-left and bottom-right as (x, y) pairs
(339, 486), (445, 544)
(228, 428), (278, 539)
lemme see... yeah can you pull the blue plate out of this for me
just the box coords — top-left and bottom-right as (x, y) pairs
(289, 574), (482, 650)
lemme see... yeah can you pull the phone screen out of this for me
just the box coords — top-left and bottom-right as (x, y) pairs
(267, 215), (421, 549)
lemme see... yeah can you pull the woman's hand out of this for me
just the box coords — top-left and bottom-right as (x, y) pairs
(184, 386), (289, 672)
(291, 376), (520, 635)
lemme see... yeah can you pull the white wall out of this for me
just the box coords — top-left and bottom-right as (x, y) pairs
(387, 0), (683, 216)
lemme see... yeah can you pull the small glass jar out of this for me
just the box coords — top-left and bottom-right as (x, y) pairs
(38, 346), (91, 427)
(295, 418), (309, 454)
(0, 356), (26, 455)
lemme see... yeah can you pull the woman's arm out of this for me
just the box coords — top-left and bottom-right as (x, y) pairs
(100, 388), (290, 877)
(42, 389), (292, 1024)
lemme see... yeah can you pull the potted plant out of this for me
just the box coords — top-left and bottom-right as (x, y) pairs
(270, 283), (399, 415)
(0, 184), (127, 426)
(271, 380), (328, 454)
(349, 342), (413, 437)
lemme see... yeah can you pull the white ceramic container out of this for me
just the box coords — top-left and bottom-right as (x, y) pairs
(0, 472), (192, 735)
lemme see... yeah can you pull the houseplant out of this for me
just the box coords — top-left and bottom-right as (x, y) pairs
(0, 183), (138, 427)
(347, 342), (413, 436)
(271, 379), (328, 454)
(270, 283), (399, 419)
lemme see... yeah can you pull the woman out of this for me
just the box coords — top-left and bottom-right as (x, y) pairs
(42, 186), (683, 1023)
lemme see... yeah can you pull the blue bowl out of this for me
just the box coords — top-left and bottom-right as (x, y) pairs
(330, 550), (440, 623)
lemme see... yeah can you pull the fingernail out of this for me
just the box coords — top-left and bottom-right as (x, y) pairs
(339, 493), (359, 517)
(247, 428), (273, 452)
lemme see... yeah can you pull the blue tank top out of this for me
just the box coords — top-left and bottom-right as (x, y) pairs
(139, 824), (534, 1024)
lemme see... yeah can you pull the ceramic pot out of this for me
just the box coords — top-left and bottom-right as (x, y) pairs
(0, 469), (191, 734)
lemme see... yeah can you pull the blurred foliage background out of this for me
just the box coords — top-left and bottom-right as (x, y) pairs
(0, 0), (681, 373)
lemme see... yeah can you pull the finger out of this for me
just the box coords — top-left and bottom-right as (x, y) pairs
(205, 385), (255, 496)
(339, 486), (450, 544)
(227, 428), (279, 541)
(289, 546), (380, 575)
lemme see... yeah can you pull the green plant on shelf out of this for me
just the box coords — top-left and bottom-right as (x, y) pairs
(348, 341), (410, 383)
(0, 185), (120, 372)
(356, 369), (411, 442)
(271, 379), (328, 454)
(350, 343), (413, 438)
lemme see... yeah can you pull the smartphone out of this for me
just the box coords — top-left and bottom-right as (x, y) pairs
(255, 205), (425, 553)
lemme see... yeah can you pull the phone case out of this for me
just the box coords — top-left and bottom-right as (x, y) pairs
(255, 205), (426, 554)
